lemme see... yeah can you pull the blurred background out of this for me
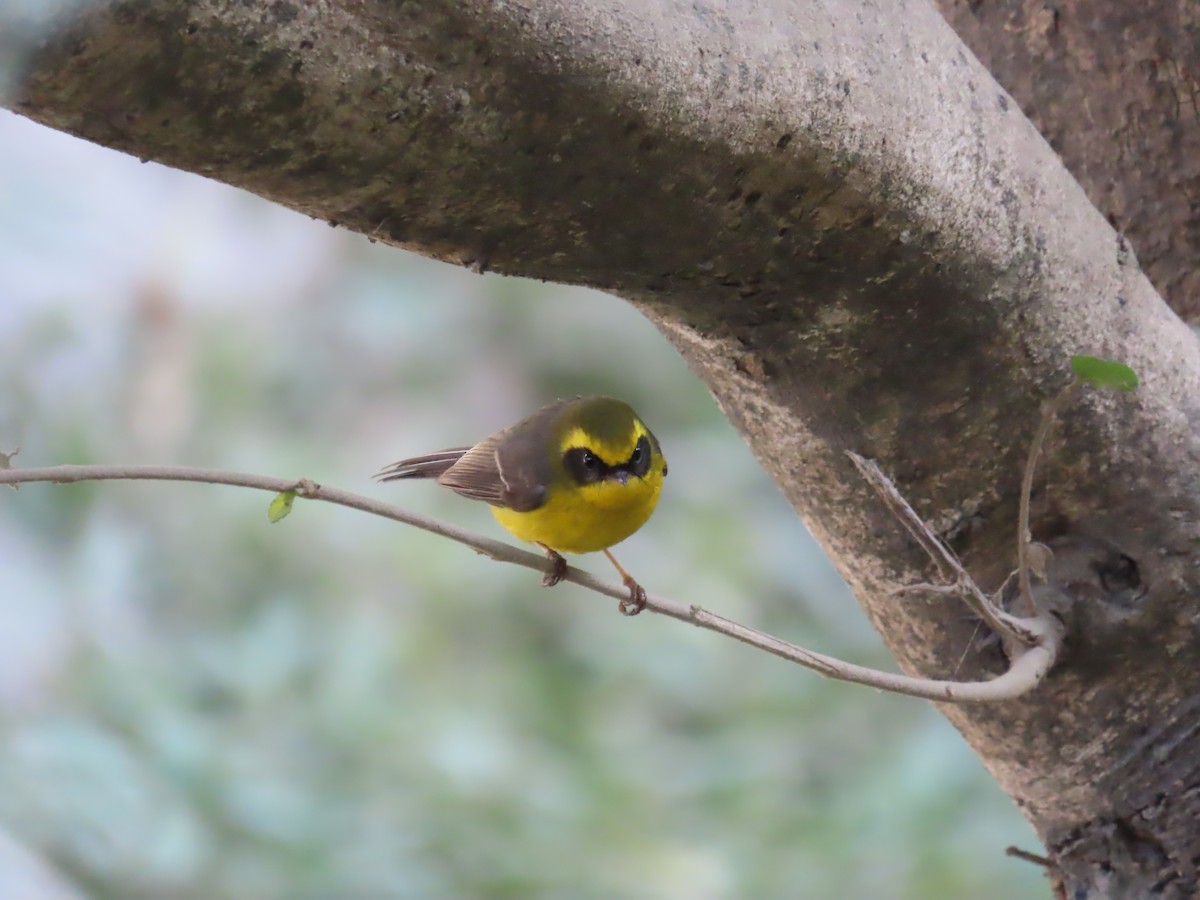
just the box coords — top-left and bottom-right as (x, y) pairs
(0, 97), (1047, 898)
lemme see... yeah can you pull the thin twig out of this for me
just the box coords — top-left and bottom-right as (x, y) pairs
(0, 463), (1061, 704)
(1018, 380), (1081, 613)
(1005, 846), (1054, 868)
(951, 620), (984, 680)
(847, 452), (1040, 646)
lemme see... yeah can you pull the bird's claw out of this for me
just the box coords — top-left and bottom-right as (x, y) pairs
(618, 578), (647, 617)
(541, 550), (568, 587)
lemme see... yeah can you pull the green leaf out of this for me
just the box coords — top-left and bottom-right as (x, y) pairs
(267, 491), (296, 523)
(1070, 355), (1139, 391)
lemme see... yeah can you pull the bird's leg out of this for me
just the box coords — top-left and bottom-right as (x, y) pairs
(603, 549), (647, 616)
(536, 543), (568, 587)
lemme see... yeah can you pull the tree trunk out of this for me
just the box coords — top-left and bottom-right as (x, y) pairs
(935, 0), (1200, 325)
(8, 1), (1199, 894)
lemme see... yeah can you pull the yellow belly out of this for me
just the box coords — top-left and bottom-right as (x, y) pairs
(490, 473), (663, 554)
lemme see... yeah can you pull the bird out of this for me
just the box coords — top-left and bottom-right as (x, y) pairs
(376, 396), (667, 615)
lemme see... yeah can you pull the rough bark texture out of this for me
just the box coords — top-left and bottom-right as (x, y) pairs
(937, 0), (1200, 324)
(7, 1), (1200, 895)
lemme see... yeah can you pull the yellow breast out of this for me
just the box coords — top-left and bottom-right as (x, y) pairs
(490, 467), (664, 554)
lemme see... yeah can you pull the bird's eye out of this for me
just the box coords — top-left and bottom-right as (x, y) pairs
(628, 436), (652, 477)
(565, 446), (606, 484)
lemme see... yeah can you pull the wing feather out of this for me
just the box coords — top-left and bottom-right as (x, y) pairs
(375, 447), (471, 482)
(436, 436), (548, 511)
(379, 399), (570, 511)
(434, 439), (508, 505)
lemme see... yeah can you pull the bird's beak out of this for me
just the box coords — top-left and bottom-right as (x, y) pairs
(611, 470), (630, 485)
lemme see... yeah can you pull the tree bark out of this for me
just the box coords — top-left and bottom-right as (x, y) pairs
(8, 1), (1200, 894)
(935, 0), (1200, 324)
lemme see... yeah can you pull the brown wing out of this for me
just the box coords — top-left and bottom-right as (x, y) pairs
(375, 447), (471, 482)
(379, 399), (571, 511)
(436, 433), (548, 512)
(437, 401), (574, 512)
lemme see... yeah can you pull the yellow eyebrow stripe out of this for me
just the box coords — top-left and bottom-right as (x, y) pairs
(558, 422), (648, 465)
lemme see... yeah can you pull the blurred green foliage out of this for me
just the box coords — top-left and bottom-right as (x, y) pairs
(0, 111), (1047, 898)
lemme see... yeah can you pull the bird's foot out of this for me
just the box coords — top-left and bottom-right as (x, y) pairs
(618, 577), (647, 617)
(603, 548), (648, 616)
(538, 544), (568, 587)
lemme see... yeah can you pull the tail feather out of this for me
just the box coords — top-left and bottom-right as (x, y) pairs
(375, 447), (471, 482)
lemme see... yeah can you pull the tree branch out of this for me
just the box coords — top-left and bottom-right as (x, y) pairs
(0, 463), (1060, 704)
(847, 451), (1042, 648)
